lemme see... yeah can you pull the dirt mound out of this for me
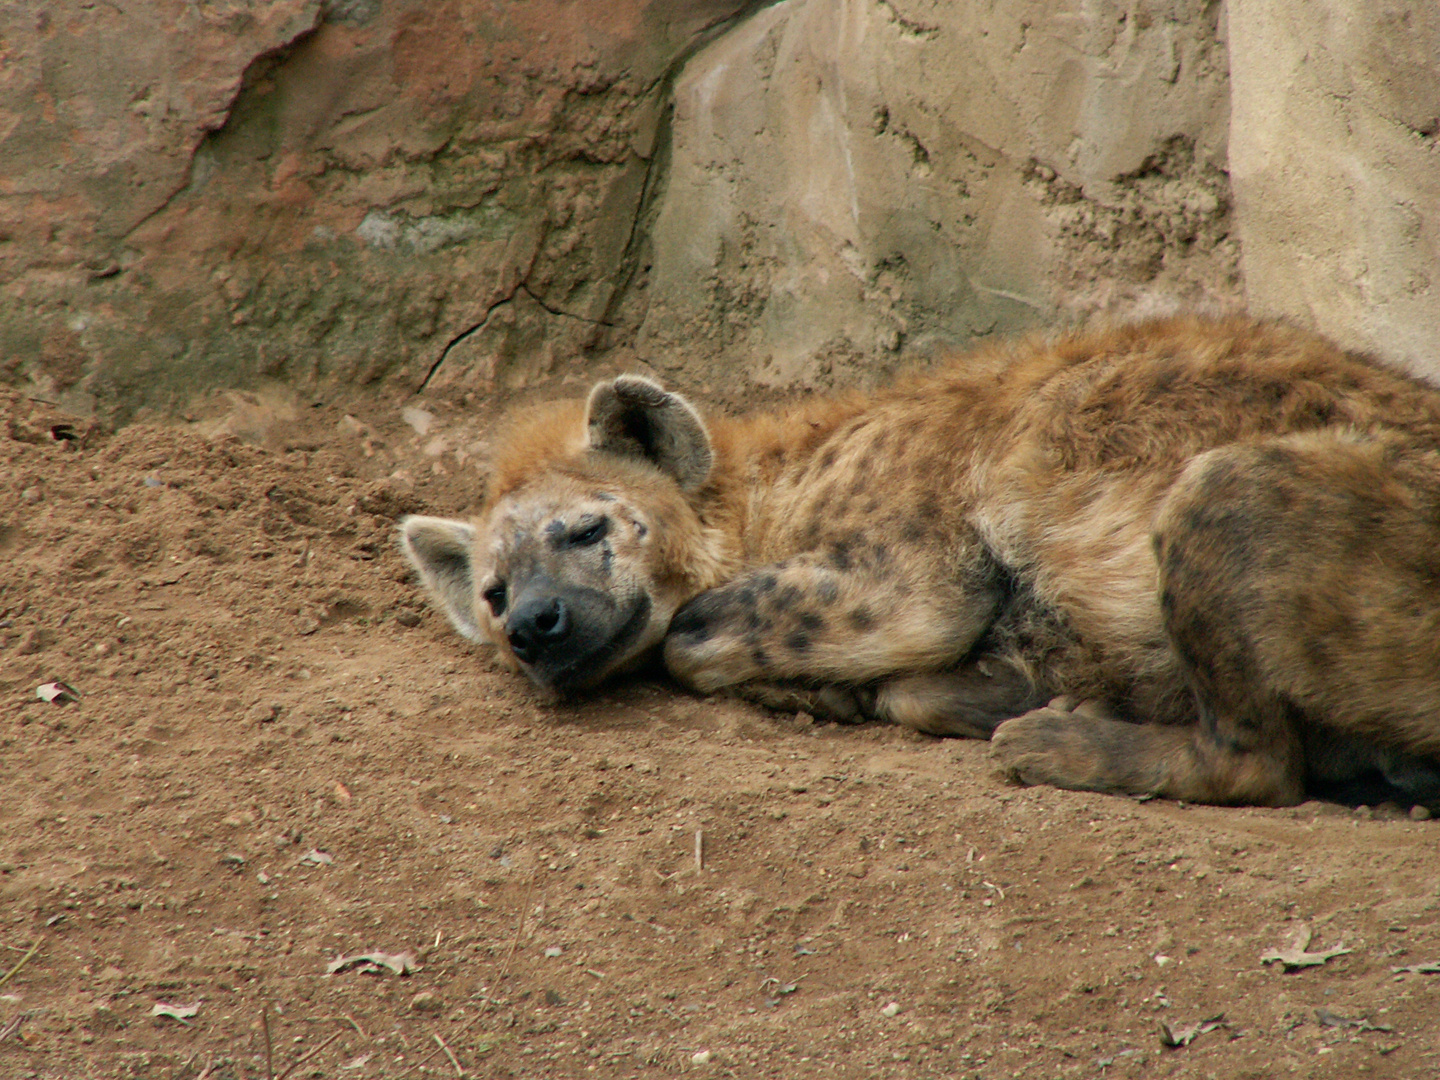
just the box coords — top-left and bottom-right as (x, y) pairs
(2, 386), (1437, 1078)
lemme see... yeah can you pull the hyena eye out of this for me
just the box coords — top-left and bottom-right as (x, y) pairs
(570, 518), (608, 547)
(482, 582), (508, 617)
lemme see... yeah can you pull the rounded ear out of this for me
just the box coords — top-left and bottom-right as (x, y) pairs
(397, 516), (483, 642)
(585, 375), (713, 492)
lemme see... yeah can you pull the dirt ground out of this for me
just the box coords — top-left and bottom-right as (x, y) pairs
(3, 379), (1440, 1080)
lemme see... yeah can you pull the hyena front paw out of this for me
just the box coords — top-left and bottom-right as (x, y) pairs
(990, 698), (1137, 793)
(662, 623), (745, 695)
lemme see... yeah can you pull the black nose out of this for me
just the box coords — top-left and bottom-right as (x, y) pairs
(507, 596), (571, 664)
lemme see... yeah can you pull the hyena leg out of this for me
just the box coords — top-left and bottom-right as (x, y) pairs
(663, 554), (1002, 696)
(994, 432), (1440, 806)
(727, 661), (1044, 734)
(992, 697), (1305, 805)
(874, 664), (1047, 738)
(721, 680), (877, 723)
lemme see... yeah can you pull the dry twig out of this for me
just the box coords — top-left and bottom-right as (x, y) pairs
(433, 1031), (465, 1078)
(276, 1030), (344, 1080)
(262, 1007), (275, 1080)
(403, 874), (536, 1077)
(342, 1013), (368, 1037)
(0, 938), (42, 991)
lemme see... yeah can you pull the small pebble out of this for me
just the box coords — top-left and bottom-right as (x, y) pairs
(1410, 805), (1431, 821)
(543, 946), (563, 958)
(409, 991), (443, 1014)
(20, 486), (41, 503)
(881, 1001), (901, 1018)
(691, 1050), (713, 1065)
(15, 628), (47, 656)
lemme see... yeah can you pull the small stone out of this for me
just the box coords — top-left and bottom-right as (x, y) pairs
(691, 1050), (713, 1065)
(409, 991), (443, 1014)
(247, 703), (280, 724)
(881, 1001), (901, 1018)
(394, 610), (421, 627)
(20, 486), (41, 504)
(15, 628), (48, 656)
(1410, 805), (1431, 821)
(543, 946), (563, 958)
(88, 1004), (125, 1031)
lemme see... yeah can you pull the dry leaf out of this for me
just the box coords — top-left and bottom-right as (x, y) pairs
(326, 950), (417, 976)
(1159, 1014), (1224, 1047)
(150, 1001), (201, 1023)
(1260, 923), (1351, 970)
(340, 1052), (375, 1070)
(35, 681), (79, 704)
(1316, 1007), (1391, 1032)
(1392, 960), (1440, 974)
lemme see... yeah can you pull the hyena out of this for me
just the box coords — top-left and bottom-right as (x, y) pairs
(401, 315), (1440, 809)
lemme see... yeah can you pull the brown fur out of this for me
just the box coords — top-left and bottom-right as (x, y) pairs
(401, 315), (1440, 808)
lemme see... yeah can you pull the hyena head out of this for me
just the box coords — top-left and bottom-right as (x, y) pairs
(400, 375), (727, 697)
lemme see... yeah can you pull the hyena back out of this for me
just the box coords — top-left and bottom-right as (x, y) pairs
(401, 315), (1440, 809)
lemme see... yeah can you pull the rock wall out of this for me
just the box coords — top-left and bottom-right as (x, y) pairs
(1, 0), (1437, 418)
(637, 0), (1237, 388)
(0, 0), (757, 421)
(1228, 0), (1440, 381)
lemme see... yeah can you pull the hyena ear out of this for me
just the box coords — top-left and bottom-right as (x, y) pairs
(397, 516), (484, 642)
(585, 375), (713, 493)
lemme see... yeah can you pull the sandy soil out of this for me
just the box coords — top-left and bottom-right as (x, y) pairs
(3, 382), (1439, 1080)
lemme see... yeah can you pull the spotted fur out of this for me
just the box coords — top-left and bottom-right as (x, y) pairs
(402, 316), (1440, 809)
